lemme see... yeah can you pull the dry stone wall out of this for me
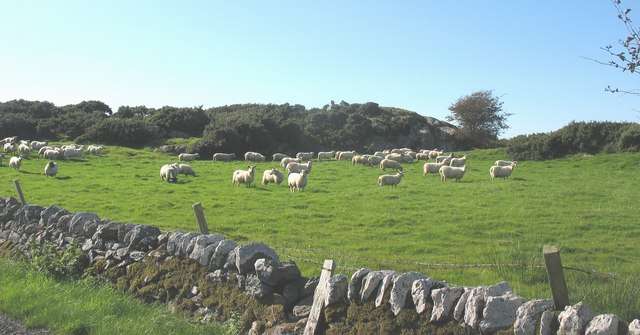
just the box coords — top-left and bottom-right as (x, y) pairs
(0, 196), (638, 335)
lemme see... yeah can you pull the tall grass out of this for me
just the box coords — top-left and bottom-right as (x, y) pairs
(0, 258), (239, 335)
(1, 146), (639, 320)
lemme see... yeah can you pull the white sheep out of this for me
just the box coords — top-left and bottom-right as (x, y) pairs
(384, 153), (403, 162)
(337, 151), (355, 161)
(244, 151), (265, 162)
(62, 147), (83, 159)
(43, 149), (62, 160)
(317, 151), (336, 161)
(439, 165), (467, 182)
(261, 168), (284, 185)
(450, 154), (468, 167)
(423, 162), (445, 175)
(38, 146), (54, 157)
(379, 158), (403, 172)
(296, 152), (314, 161)
(0, 136), (17, 145)
(212, 153), (236, 161)
(495, 160), (517, 167)
(367, 155), (384, 166)
(160, 164), (179, 183)
(232, 165), (257, 187)
(287, 161), (312, 174)
(351, 155), (369, 166)
(44, 161), (58, 177)
(178, 153), (200, 162)
(436, 153), (453, 164)
(272, 153), (287, 162)
(288, 169), (308, 192)
(429, 150), (443, 159)
(18, 143), (32, 156)
(4, 143), (16, 153)
(280, 157), (301, 168)
(490, 162), (517, 180)
(30, 141), (48, 150)
(378, 171), (404, 187)
(415, 153), (430, 161)
(9, 156), (22, 171)
(88, 145), (104, 156)
(175, 163), (196, 176)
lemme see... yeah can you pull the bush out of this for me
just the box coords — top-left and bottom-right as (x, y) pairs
(79, 118), (155, 146)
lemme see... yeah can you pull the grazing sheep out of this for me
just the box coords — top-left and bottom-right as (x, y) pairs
(62, 147), (83, 159)
(44, 161), (58, 177)
(176, 163), (196, 176)
(415, 152), (430, 161)
(317, 151), (336, 161)
(450, 154), (468, 167)
(379, 158), (403, 172)
(272, 153), (287, 162)
(384, 153), (403, 162)
(495, 160), (517, 167)
(18, 143), (31, 156)
(9, 156), (22, 171)
(429, 150), (443, 159)
(401, 154), (414, 163)
(288, 169), (308, 192)
(367, 155), (384, 166)
(160, 164), (179, 183)
(4, 143), (16, 153)
(30, 141), (48, 150)
(87, 145), (104, 156)
(178, 153), (200, 162)
(232, 165), (257, 187)
(337, 151), (355, 161)
(287, 161), (312, 174)
(43, 149), (62, 160)
(38, 146), (54, 157)
(244, 151), (265, 162)
(373, 151), (386, 158)
(439, 165), (467, 182)
(262, 168), (284, 185)
(436, 153), (453, 164)
(378, 172), (404, 187)
(1, 136), (17, 145)
(490, 162), (517, 180)
(351, 155), (369, 166)
(423, 162), (445, 175)
(212, 153), (236, 161)
(296, 152), (314, 161)
(280, 157), (301, 168)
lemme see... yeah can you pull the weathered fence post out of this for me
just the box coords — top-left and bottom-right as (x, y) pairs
(13, 179), (26, 205)
(543, 245), (570, 310)
(192, 202), (209, 234)
(304, 259), (335, 335)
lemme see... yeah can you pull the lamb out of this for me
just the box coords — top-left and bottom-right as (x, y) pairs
(262, 168), (284, 185)
(296, 152), (314, 161)
(44, 161), (58, 177)
(244, 151), (266, 162)
(280, 157), (301, 168)
(423, 162), (445, 175)
(450, 154), (468, 167)
(178, 153), (200, 162)
(9, 156), (22, 171)
(288, 169), (308, 192)
(490, 162), (517, 180)
(176, 163), (196, 176)
(439, 165), (467, 182)
(160, 164), (179, 183)
(212, 153), (236, 161)
(272, 153), (287, 162)
(87, 145), (104, 156)
(287, 161), (312, 174)
(378, 171), (404, 187)
(317, 151), (336, 161)
(232, 165), (257, 187)
(379, 158), (403, 172)
(495, 160), (517, 167)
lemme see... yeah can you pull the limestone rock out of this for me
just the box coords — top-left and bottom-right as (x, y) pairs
(245, 273), (273, 298)
(411, 277), (445, 314)
(325, 274), (348, 306)
(430, 286), (465, 323)
(347, 268), (370, 301)
(629, 319), (640, 335)
(124, 224), (160, 250)
(235, 242), (280, 275)
(360, 270), (394, 302)
(210, 240), (238, 270)
(513, 299), (554, 335)
(188, 234), (224, 261)
(375, 272), (397, 308)
(558, 302), (595, 335)
(453, 288), (472, 322)
(540, 310), (558, 335)
(68, 212), (100, 236)
(585, 314), (623, 335)
(390, 272), (426, 316)
(463, 282), (512, 330)
(479, 292), (527, 334)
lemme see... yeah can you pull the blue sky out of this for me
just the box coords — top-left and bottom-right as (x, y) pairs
(1, 1), (638, 138)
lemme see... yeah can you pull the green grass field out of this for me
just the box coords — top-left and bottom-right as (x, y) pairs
(1, 146), (639, 320)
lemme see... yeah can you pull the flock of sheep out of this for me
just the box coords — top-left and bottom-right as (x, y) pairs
(159, 148), (518, 192)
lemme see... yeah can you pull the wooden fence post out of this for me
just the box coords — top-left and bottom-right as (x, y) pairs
(304, 259), (335, 335)
(13, 179), (26, 205)
(543, 245), (570, 310)
(192, 202), (209, 234)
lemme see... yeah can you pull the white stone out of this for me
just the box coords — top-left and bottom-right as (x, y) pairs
(558, 302), (595, 335)
(390, 272), (425, 316)
(585, 314), (622, 335)
(360, 270), (394, 302)
(453, 288), (471, 322)
(411, 278), (444, 314)
(374, 272), (396, 307)
(479, 292), (527, 334)
(629, 319), (640, 335)
(539, 310), (556, 335)
(430, 286), (465, 323)
(513, 299), (554, 335)
(464, 282), (513, 330)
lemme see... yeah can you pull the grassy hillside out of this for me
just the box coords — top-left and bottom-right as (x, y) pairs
(1, 146), (639, 319)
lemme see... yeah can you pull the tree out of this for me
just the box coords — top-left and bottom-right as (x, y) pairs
(446, 90), (511, 148)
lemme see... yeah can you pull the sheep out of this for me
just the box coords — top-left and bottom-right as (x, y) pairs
(178, 153), (200, 162)
(317, 151), (336, 161)
(384, 153), (403, 162)
(176, 163), (196, 176)
(439, 165), (467, 182)
(287, 161), (312, 174)
(261, 168), (284, 185)
(423, 162), (445, 175)
(87, 145), (104, 156)
(401, 154), (414, 163)
(213, 153), (236, 161)
(0, 136), (17, 145)
(38, 146), (54, 157)
(244, 151), (265, 162)
(436, 153), (453, 164)
(4, 143), (16, 153)
(429, 150), (443, 159)
(30, 141), (48, 150)
(450, 154), (468, 167)
(296, 152), (314, 161)
(415, 152), (430, 161)
(44, 161), (58, 177)
(232, 165), (257, 187)
(367, 155), (384, 166)
(379, 158), (403, 172)
(378, 171), (404, 187)
(62, 147), (83, 159)
(351, 155), (369, 166)
(280, 157), (301, 168)
(490, 162), (517, 180)
(43, 149), (62, 160)
(160, 164), (179, 183)
(337, 151), (355, 161)
(272, 153), (287, 162)
(373, 151), (386, 158)
(288, 169), (308, 192)
(9, 156), (22, 171)
(20, 143), (33, 156)
(495, 160), (517, 167)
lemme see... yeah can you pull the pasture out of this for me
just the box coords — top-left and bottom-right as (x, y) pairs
(1, 146), (639, 319)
